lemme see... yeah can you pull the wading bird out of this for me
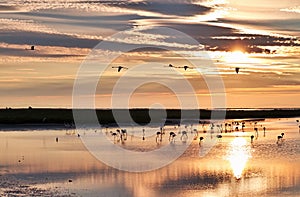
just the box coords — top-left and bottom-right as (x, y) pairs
(180, 131), (188, 140)
(156, 131), (163, 143)
(199, 136), (204, 146)
(250, 135), (254, 143)
(277, 133), (285, 144)
(235, 67), (240, 74)
(169, 132), (176, 142)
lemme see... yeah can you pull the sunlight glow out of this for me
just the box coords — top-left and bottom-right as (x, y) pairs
(223, 51), (253, 64)
(227, 138), (251, 179)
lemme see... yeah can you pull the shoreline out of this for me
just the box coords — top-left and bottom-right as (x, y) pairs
(0, 108), (299, 127)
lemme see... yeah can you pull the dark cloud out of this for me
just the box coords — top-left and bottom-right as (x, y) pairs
(156, 22), (300, 53)
(15, 12), (144, 31)
(93, 0), (212, 17)
(17, 11), (146, 21)
(0, 5), (18, 11)
(219, 19), (300, 36)
(0, 30), (99, 49)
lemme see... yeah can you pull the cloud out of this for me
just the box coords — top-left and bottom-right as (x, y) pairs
(0, 5), (19, 12)
(0, 30), (98, 49)
(109, 1), (212, 17)
(280, 6), (300, 14)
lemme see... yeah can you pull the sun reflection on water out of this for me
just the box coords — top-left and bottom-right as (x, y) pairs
(227, 138), (252, 179)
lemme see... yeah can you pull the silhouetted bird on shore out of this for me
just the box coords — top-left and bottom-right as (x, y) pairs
(235, 67), (240, 74)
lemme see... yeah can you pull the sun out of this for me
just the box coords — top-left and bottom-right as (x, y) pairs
(223, 50), (252, 64)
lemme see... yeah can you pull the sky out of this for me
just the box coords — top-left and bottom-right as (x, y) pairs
(0, 0), (299, 109)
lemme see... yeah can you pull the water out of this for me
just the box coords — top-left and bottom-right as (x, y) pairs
(0, 117), (300, 196)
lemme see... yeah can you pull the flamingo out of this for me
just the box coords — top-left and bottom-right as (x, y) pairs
(242, 122), (245, 132)
(250, 135), (254, 143)
(277, 135), (283, 144)
(254, 127), (258, 137)
(180, 131), (188, 140)
(156, 131), (163, 142)
(112, 66), (128, 72)
(199, 136), (204, 146)
(165, 64), (177, 68)
(277, 133), (285, 144)
(111, 132), (118, 141)
(121, 129), (127, 140)
(169, 132), (176, 142)
(216, 134), (222, 140)
(142, 129), (145, 141)
(178, 65), (193, 71)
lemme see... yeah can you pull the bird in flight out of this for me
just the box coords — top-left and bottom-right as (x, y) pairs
(112, 66), (128, 72)
(178, 65), (193, 71)
(164, 64), (177, 68)
(235, 67), (240, 74)
(25, 45), (35, 50)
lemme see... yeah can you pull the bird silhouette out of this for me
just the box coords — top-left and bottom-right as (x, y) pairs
(199, 136), (204, 146)
(164, 64), (178, 68)
(169, 131), (176, 141)
(112, 66), (128, 72)
(250, 135), (254, 143)
(235, 67), (240, 74)
(178, 65), (193, 71)
(25, 45), (35, 50)
(156, 131), (163, 143)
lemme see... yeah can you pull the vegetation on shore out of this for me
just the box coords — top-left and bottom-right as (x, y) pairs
(0, 108), (300, 125)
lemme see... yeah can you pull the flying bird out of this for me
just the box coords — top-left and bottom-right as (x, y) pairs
(235, 67), (240, 74)
(164, 64), (177, 68)
(178, 65), (193, 71)
(25, 45), (35, 50)
(112, 66), (128, 72)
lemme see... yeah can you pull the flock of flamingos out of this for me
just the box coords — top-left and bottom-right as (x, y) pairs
(64, 118), (300, 147)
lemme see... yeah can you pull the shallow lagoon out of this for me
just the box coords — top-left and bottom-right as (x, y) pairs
(0, 117), (300, 196)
